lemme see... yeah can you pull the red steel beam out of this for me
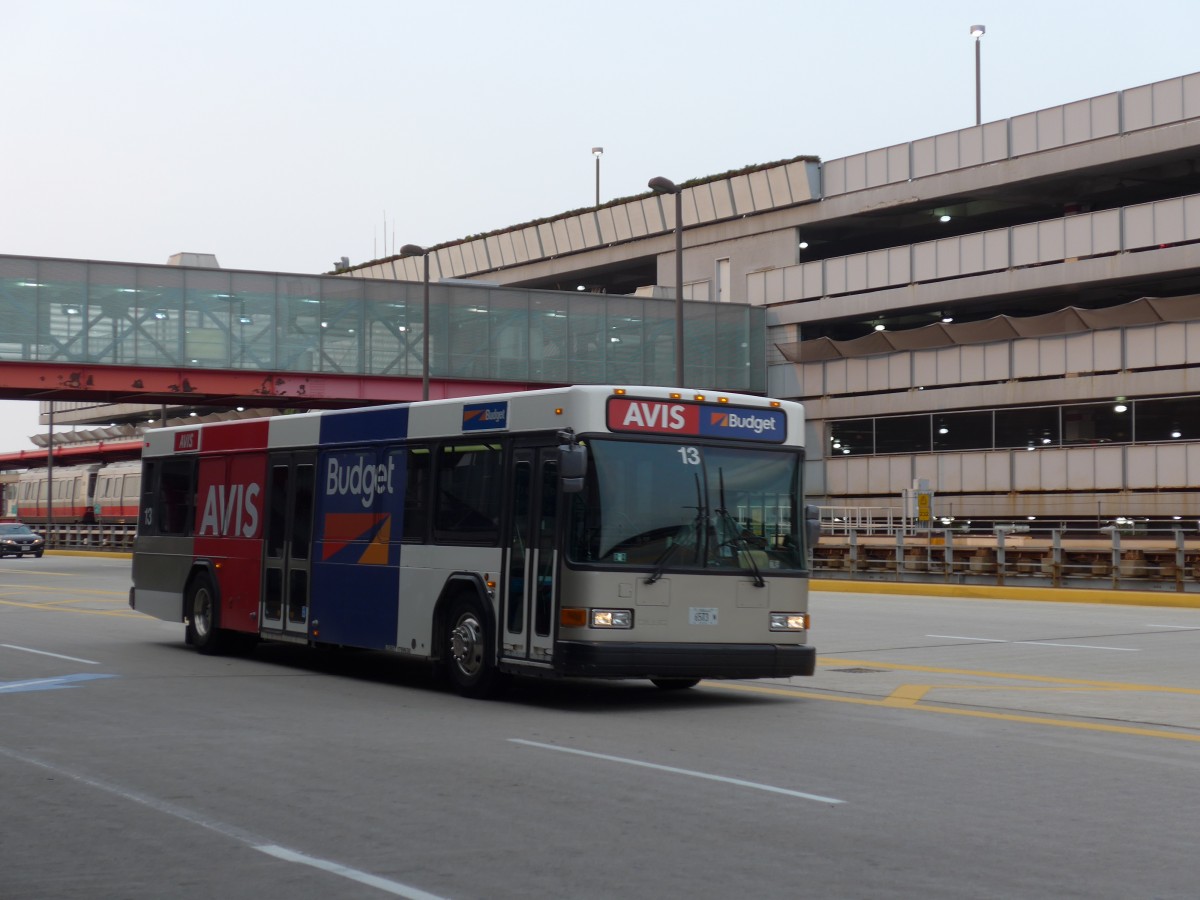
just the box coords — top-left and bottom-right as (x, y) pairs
(0, 440), (144, 469)
(0, 361), (555, 408)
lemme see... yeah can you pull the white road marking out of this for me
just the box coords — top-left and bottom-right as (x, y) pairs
(510, 738), (845, 805)
(927, 635), (1137, 651)
(1145, 624), (1199, 629)
(1012, 641), (1137, 651)
(0, 745), (446, 899)
(927, 635), (1006, 642)
(256, 846), (448, 899)
(1, 643), (100, 664)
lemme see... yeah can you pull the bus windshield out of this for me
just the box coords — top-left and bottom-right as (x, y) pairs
(567, 438), (805, 573)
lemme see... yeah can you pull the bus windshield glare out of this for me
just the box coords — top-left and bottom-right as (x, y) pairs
(567, 438), (805, 573)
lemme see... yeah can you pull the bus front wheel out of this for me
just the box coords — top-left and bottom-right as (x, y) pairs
(444, 597), (504, 699)
(185, 573), (228, 655)
(651, 678), (700, 690)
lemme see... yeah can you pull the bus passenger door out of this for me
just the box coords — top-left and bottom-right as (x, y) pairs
(503, 447), (559, 664)
(261, 452), (316, 637)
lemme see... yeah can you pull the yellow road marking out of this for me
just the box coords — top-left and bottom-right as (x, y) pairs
(0, 598), (142, 618)
(704, 680), (1200, 742)
(0, 570), (81, 579)
(884, 684), (930, 706)
(0, 584), (126, 597)
(812, 579), (1200, 609)
(818, 657), (1200, 695)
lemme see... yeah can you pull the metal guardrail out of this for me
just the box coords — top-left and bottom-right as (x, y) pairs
(29, 522), (1200, 594)
(813, 527), (1200, 593)
(40, 523), (135, 552)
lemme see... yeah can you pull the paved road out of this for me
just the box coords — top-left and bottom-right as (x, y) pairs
(2, 556), (1199, 899)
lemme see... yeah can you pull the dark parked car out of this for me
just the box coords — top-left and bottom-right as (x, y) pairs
(0, 523), (45, 558)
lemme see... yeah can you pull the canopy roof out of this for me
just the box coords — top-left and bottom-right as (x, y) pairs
(777, 294), (1200, 363)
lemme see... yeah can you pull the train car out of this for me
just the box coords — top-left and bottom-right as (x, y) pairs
(93, 460), (142, 524)
(0, 472), (18, 521)
(15, 464), (101, 524)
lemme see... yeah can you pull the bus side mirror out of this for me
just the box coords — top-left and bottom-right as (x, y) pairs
(559, 442), (587, 494)
(805, 504), (821, 553)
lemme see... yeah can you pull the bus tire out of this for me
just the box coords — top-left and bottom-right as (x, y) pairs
(444, 595), (504, 699)
(651, 678), (700, 690)
(185, 572), (228, 656)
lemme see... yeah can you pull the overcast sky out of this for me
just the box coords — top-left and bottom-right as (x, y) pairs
(2, 0), (1199, 448)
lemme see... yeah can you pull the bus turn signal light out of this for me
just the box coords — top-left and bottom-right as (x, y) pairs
(560, 608), (588, 628)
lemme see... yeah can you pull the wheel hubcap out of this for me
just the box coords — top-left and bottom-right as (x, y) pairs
(194, 589), (213, 639)
(450, 613), (483, 677)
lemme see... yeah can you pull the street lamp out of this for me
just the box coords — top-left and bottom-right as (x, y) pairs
(970, 24), (985, 126)
(399, 243), (431, 401)
(592, 147), (604, 206)
(648, 175), (685, 386)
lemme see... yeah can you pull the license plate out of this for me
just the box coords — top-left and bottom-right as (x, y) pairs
(689, 607), (718, 625)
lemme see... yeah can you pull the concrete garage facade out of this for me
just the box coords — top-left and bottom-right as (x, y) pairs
(345, 71), (1200, 530)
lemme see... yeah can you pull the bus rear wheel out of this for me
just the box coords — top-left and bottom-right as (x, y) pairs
(444, 597), (505, 699)
(185, 573), (229, 655)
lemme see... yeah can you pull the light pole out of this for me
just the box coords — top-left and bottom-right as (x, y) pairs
(399, 243), (431, 401)
(970, 24), (985, 126)
(46, 400), (54, 545)
(648, 175), (684, 386)
(592, 147), (604, 206)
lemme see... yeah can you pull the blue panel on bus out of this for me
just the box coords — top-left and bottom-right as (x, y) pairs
(462, 401), (508, 431)
(697, 405), (787, 443)
(319, 406), (410, 446)
(309, 563), (399, 650)
(310, 445), (406, 649)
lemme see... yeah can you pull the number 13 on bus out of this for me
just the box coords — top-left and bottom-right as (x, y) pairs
(130, 385), (818, 697)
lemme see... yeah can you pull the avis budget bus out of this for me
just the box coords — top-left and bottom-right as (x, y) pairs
(129, 385), (817, 697)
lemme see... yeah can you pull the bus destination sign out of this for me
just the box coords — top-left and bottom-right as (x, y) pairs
(607, 397), (786, 443)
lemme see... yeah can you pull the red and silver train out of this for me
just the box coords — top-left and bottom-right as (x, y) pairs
(7, 461), (141, 525)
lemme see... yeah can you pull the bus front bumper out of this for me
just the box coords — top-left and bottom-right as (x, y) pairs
(553, 641), (816, 680)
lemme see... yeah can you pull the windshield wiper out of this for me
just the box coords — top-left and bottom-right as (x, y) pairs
(646, 473), (706, 585)
(717, 468), (765, 588)
(644, 539), (681, 584)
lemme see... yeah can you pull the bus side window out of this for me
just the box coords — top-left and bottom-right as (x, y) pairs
(139, 462), (157, 531)
(434, 443), (502, 545)
(265, 465), (290, 558)
(154, 459), (197, 535)
(400, 446), (431, 542)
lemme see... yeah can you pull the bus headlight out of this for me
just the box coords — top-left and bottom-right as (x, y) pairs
(591, 609), (633, 629)
(769, 612), (809, 632)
